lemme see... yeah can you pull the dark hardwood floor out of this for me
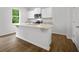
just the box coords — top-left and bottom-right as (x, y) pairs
(50, 33), (78, 52)
(0, 33), (78, 52)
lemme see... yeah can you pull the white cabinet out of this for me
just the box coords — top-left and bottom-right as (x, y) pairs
(28, 8), (41, 19)
(28, 8), (52, 19)
(28, 11), (34, 18)
(34, 8), (41, 14)
(41, 8), (52, 18)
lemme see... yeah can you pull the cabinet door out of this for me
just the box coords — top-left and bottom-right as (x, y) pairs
(41, 8), (47, 18)
(28, 8), (41, 19)
(28, 11), (34, 18)
(42, 8), (52, 18)
(47, 8), (52, 18)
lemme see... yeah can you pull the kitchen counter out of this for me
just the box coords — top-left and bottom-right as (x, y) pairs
(15, 23), (53, 29)
(16, 23), (53, 50)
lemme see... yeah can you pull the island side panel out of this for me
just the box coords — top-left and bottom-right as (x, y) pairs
(16, 26), (52, 50)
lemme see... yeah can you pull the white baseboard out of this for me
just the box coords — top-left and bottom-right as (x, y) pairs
(0, 32), (16, 37)
(67, 36), (72, 39)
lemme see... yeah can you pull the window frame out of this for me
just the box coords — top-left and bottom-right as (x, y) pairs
(12, 8), (19, 24)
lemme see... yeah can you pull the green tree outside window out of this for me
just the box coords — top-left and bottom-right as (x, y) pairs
(12, 9), (19, 23)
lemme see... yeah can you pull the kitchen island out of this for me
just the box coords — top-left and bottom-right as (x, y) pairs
(16, 23), (53, 50)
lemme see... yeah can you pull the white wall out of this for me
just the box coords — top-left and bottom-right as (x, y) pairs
(0, 7), (16, 36)
(0, 7), (31, 36)
(72, 7), (79, 51)
(19, 8), (28, 24)
(66, 8), (73, 39)
(52, 7), (72, 39)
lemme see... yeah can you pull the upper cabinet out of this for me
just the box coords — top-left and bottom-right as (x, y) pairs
(28, 11), (34, 18)
(28, 8), (41, 19)
(41, 8), (52, 18)
(28, 7), (52, 19)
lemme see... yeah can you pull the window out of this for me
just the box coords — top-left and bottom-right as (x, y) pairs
(12, 9), (19, 23)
